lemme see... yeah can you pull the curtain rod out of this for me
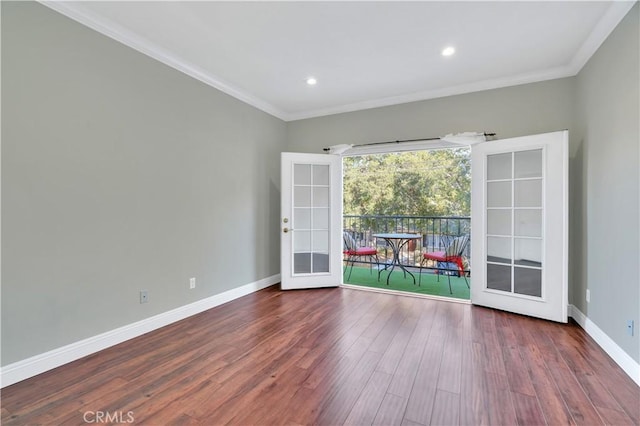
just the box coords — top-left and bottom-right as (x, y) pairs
(322, 132), (496, 152)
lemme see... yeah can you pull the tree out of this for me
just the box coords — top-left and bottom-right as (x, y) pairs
(343, 149), (470, 217)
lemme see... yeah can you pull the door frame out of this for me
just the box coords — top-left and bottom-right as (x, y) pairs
(339, 142), (472, 302)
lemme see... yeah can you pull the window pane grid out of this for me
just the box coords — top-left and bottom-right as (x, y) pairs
(486, 149), (543, 297)
(293, 164), (331, 275)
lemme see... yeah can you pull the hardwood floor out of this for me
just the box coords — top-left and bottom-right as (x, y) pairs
(2, 286), (638, 425)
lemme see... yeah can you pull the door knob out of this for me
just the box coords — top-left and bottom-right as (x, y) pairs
(283, 227), (289, 233)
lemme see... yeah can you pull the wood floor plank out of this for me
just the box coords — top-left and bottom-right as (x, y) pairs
(429, 389), (460, 426)
(502, 343), (536, 397)
(166, 413), (202, 425)
(482, 371), (517, 426)
(403, 305), (446, 425)
(235, 366), (312, 426)
(344, 371), (393, 426)
(295, 289), (377, 369)
(192, 345), (310, 422)
(543, 354), (604, 425)
(478, 311), (508, 377)
(314, 349), (383, 425)
(593, 405), (637, 426)
(376, 314), (418, 374)
(301, 334), (373, 391)
(2, 286), (637, 426)
(386, 343), (425, 399)
(458, 340), (489, 426)
(401, 419), (424, 426)
(436, 305), (463, 394)
(386, 300), (437, 398)
(511, 391), (547, 426)
(373, 393), (407, 426)
(518, 343), (576, 426)
(203, 350), (310, 425)
(142, 380), (222, 426)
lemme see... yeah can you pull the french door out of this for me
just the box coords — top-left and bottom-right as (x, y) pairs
(280, 153), (343, 290)
(471, 131), (568, 322)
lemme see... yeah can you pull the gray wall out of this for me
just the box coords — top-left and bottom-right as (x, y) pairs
(287, 6), (639, 363)
(287, 78), (575, 154)
(574, 4), (639, 362)
(2, 2), (286, 365)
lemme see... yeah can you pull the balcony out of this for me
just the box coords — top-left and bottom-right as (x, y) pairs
(343, 214), (471, 299)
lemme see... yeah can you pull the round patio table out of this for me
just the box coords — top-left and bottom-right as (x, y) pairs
(373, 233), (421, 285)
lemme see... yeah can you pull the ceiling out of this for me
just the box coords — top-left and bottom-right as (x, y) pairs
(44, 1), (634, 122)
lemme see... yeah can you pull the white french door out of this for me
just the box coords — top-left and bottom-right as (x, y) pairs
(280, 153), (343, 290)
(471, 131), (568, 322)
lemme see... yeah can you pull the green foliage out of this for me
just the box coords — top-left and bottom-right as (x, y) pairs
(343, 149), (471, 216)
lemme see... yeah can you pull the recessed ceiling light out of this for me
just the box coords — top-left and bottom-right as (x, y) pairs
(442, 46), (456, 57)
(306, 77), (317, 86)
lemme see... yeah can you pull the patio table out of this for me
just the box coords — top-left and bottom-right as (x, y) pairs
(373, 233), (421, 285)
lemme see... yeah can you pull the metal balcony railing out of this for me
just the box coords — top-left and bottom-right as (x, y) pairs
(343, 215), (471, 271)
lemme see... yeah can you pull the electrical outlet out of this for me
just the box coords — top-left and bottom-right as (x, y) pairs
(140, 290), (149, 304)
(627, 320), (634, 336)
(586, 289), (590, 303)
(189, 277), (196, 289)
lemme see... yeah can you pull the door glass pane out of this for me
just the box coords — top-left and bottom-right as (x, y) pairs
(294, 231), (311, 252)
(487, 209), (511, 235)
(514, 209), (542, 237)
(313, 165), (329, 185)
(514, 267), (542, 297)
(294, 208), (310, 229)
(294, 253), (311, 274)
(313, 208), (329, 229)
(312, 230), (328, 252)
(313, 187), (329, 207)
(294, 164), (311, 185)
(487, 153), (512, 180)
(515, 180), (542, 207)
(487, 182), (512, 208)
(515, 238), (542, 267)
(515, 149), (542, 179)
(294, 187), (311, 207)
(487, 236), (511, 263)
(312, 253), (330, 273)
(487, 264), (511, 292)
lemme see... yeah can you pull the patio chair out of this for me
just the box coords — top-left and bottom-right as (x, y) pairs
(419, 234), (470, 293)
(343, 231), (379, 281)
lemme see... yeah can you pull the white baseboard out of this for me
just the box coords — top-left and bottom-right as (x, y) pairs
(1, 274), (280, 388)
(569, 304), (640, 386)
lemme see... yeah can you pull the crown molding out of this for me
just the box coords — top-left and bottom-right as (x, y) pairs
(568, 1), (636, 74)
(286, 64), (575, 121)
(38, 1), (288, 121)
(39, 0), (634, 123)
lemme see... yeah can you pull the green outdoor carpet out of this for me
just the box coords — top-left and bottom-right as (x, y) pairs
(344, 266), (470, 300)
